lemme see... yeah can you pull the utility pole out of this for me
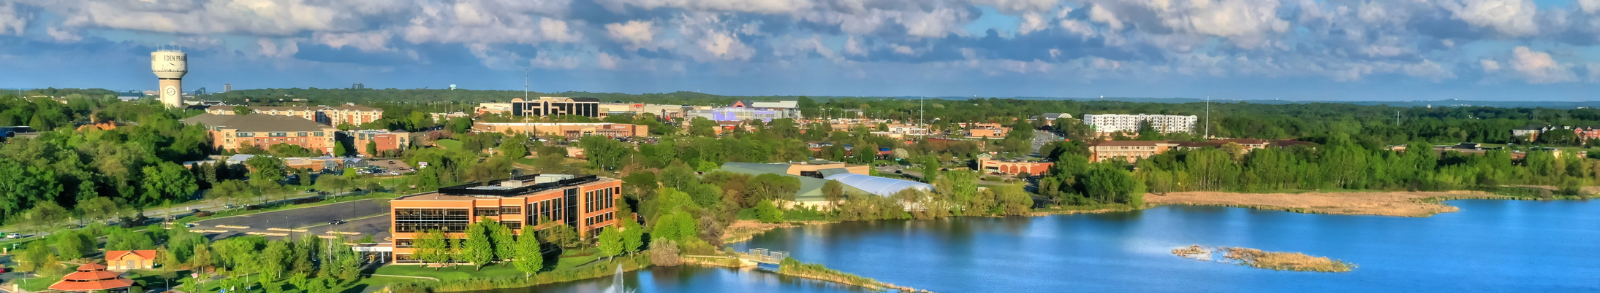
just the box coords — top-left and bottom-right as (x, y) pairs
(1395, 110), (1401, 126)
(1204, 96), (1211, 139)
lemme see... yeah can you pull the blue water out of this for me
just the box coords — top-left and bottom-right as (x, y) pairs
(523, 200), (1600, 292)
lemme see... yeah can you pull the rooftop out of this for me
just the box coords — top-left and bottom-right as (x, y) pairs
(401, 174), (605, 199)
(181, 113), (332, 132)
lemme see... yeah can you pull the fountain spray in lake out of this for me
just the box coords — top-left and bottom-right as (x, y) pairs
(605, 264), (634, 293)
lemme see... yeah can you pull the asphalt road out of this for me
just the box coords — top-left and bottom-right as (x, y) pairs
(194, 198), (388, 240)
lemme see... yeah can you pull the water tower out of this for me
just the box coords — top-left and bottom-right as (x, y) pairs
(151, 49), (188, 108)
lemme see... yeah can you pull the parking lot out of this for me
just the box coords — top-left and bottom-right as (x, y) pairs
(194, 199), (390, 241)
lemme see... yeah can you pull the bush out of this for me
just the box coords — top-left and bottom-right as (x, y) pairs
(754, 200), (784, 223)
(735, 208), (758, 220)
(648, 240), (681, 266)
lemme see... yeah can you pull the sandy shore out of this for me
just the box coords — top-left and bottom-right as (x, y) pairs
(1145, 190), (1504, 217)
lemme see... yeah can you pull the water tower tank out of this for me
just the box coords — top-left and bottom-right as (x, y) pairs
(151, 50), (187, 79)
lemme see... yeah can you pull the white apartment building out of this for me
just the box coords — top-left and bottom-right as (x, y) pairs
(1082, 114), (1197, 134)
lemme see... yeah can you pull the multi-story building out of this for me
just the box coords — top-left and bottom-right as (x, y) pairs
(388, 174), (622, 263)
(1174, 139), (1270, 151)
(204, 105), (384, 126)
(690, 100), (802, 122)
(350, 129), (410, 157)
(1088, 140), (1180, 163)
(977, 154), (1054, 176)
(322, 105), (385, 126)
(506, 97), (602, 118)
(475, 102), (514, 115)
(1082, 114), (1197, 135)
(181, 113), (339, 154)
(599, 103), (690, 119)
(474, 122), (649, 139)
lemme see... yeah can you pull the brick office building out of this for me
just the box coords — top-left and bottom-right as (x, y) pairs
(182, 113), (339, 154)
(387, 174), (622, 263)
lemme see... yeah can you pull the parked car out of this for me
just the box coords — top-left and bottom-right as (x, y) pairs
(223, 204), (236, 209)
(5, 233), (19, 239)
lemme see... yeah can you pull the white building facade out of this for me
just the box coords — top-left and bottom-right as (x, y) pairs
(1082, 114), (1197, 134)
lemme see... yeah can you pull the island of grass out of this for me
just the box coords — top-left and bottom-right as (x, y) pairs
(1172, 245), (1355, 273)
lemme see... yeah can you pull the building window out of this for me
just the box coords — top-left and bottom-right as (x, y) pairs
(500, 206), (522, 215)
(475, 207), (500, 217)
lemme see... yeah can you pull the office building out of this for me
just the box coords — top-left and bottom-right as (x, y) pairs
(1082, 114), (1197, 135)
(505, 97), (602, 118)
(388, 174), (622, 263)
(474, 122), (649, 139)
(181, 113), (339, 154)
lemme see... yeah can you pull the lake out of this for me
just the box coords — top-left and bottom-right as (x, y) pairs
(512, 200), (1600, 292)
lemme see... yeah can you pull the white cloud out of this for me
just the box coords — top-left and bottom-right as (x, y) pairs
(1509, 46), (1575, 83)
(1058, 19), (1097, 39)
(257, 38), (299, 59)
(1443, 0), (1540, 36)
(891, 44), (915, 55)
(0, 3), (24, 35)
(1481, 59), (1501, 72)
(1088, 5), (1124, 31)
(606, 20), (658, 50)
(315, 32), (392, 52)
(46, 26), (80, 42)
(1018, 12), (1048, 35)
(844, 36), (867, 56)
(1582, 0), (1600, 14)
(1403, 59), (1456, 81)
(597, 52), (620, 69)
(698, 32), (753, 61)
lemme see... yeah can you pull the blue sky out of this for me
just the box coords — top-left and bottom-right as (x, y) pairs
(2, 0), (1600, 101)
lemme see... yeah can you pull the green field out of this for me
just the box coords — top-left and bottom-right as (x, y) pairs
(435, 139), (463, 150)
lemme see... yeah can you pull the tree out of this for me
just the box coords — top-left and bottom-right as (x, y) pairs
(543, 223), (580, 249)
(246, 156), (288, 183)
(53, 230), (91, 261)
(207, 180), (254, 207)
(579, 135), (632, 170)
(259, 241), (291, 282)
(651, 211), (699, 244)
(142, 162), (198, 205)
(648, 240), (681, 266)
(191, 243), (214, 272)
(334, 141), (350, 157)
(315, 176), (351, 198)
(689, 117), (717, 137)
(365, 140), (379, 157)
(76, 196), (120, 224)
(823, 180), (845, 208)
(490, 221), (516, 266)
(233, 105), (251, 115)
(512, 233), (544, 278)
(463, 218), (496, 270)
(597, 226), (623, 261)
(297, 168), (313, 186)
(755, 200), (785, 223)
(621, 219), (644, 254)
(920, 156), (940, 183)
(416, 229), (450, 270)
(23, 201), (68, 234)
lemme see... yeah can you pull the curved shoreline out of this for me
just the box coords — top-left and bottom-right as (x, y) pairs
(1143, 190), (1511, 217)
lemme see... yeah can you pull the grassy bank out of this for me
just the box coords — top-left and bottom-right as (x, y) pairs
(776, 257), (923, 292)
(1144, 190), (1508, 217)
(380, 255), (652, 292)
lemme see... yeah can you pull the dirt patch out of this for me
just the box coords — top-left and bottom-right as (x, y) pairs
(1174, 245), (1355, 273)
(720, 220), (832, 244)
(1146, 190), (1503, 217)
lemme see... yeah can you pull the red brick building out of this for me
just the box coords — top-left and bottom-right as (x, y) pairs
(388, 174), (622, 263)
(350, 129), (410, 157)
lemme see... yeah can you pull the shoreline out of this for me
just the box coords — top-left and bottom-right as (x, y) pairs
(1143, 190), (1517, 217)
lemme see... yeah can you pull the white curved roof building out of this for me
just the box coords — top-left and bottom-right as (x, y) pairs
(823, 173), (932, 197)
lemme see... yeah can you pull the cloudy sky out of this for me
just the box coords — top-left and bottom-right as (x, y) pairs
(2, 0), (1600, 101)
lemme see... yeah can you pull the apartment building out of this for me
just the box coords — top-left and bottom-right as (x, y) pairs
(388, 174), (622, 263)
(350, 129), (410, 157)
(1082, 114), (1197, 135)
(1088, 140), (1180, 163)
(204, 105), (384, 126)
(474, 122), (649, 139)
(181, 113), (339, 154)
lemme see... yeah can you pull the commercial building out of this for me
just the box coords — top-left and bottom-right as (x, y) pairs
(476, 102), (514, 115)
(474, 122), (649, 139)
(350, 129), (410, 157)
(1088, 140), (1180, 163)
(977, 154), (1054, 176)
(182, 114), (339, 154)
(204, 105), (385, 126)
(1032, 113), (1073, 125)
(599, 103), (690, 119)
(1082, 114), (1197, 135)
(388, 174), (622, 263)
(690, 100), (802, 122)
(504, 97), (602, 118)
(49, 263), (134, 292)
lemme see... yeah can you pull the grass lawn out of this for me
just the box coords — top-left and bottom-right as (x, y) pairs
(372, 264), (526, 281)
(435, 139), (463, 150)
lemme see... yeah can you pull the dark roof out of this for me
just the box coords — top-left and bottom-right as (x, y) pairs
(570, 97), (601, 102)
(181, 113), (331, 132)
(1089, 140), (1173, 147)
